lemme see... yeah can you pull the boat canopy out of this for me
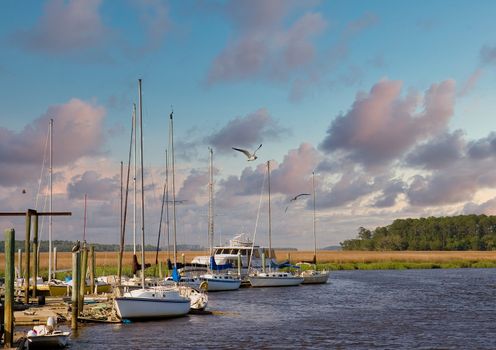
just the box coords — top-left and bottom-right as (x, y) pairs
(210, 256), (233, 271)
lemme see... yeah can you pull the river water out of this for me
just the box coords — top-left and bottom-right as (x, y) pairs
(65, 268), (496, 349)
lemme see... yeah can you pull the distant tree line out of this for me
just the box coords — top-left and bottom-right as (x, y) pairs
(340, 214), (496, 251)
(0, 240), (204, 253)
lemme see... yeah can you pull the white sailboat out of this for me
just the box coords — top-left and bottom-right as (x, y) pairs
(300, 172), (330, 284)
(200, 148), (241, 291)
(249, 161), (303, 287)
(161, 109), (208, 310)
(113, 79), (190, 320)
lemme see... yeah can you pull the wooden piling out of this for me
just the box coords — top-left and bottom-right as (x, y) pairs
(71, 251), (80, 330)
(158, 261), (163, 279)
(17, 248), (22, 279)
(4, 228), (15, 348)
(181, 253), (185, 265)
(237, 252), (241, 277)
(53, 246), (58, 278)
(90, 245), (95, 294)
(79, 244), (88, 312)
(32, 213), (39, 298)
(24, 210), (32, 304)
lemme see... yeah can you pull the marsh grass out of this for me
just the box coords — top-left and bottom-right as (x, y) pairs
(1, 250), (496, 277)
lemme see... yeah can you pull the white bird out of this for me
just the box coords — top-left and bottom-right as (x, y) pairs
(232, 144), (262, 161)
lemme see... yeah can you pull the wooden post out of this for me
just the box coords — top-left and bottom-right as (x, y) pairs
(262, 252), (266, 273)
(158, 261), (163, 279)
(237, 252), (242, 277)
(24, 210), (33, 304)
(4, 229), (15, 348)
(79, 244), (88, 311)
(181, 253), (185, 265)
(53, 246), (58, 279)
(287, 252), (291, 264)
(17, 248), (22, 279)
(32, 213), (39, 298)
(90, 245), (95, 294)
(71, 251), (80, 330)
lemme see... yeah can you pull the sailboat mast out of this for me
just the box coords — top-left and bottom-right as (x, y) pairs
(138, 79), (146, 288)
(208, 148), (214, 256)
(84, 193), (87, 241)
(267, 160), (272, 260)
(133, 104), (137, 256)
(312, 172), (317, 264)
(170, 111), (178, 268)
(165, 150), (171, 259)
(48, 118), (53, 282)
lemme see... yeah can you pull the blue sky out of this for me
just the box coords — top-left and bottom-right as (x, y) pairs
(1, 0), (496, 250)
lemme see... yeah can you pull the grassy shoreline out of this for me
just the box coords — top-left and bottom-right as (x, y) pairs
(1, 250), (496, 277)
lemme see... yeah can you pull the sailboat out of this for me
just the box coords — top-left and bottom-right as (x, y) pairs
(249, 161), (303, 287)
(300, 172), (330, 284)
(159, 110), (208, 310)
(113, 79), (190, 320)
(199, 148), (241, 291)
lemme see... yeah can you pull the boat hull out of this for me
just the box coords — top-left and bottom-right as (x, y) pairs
(249, 274), (303, 287)
(27, 332), (70, 349)
(113, 289), (190, 320)
(301, 270), (330, 284)
(201, 277), (241, 291)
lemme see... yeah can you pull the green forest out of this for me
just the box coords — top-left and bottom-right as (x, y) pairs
(340, 214), (496, 251)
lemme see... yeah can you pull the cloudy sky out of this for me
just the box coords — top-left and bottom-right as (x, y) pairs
(1, 0), (496, 250)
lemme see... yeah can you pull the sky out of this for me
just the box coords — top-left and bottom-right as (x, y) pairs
(1, 0), (496, 251)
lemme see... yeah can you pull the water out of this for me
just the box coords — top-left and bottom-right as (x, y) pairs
(66, 269), (496, 349)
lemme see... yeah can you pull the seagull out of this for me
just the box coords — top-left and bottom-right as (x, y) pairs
(232, 144), (262, 161)
(290, 193), (310, 202)
(72, 240), (80, 252)
(285, 193), (311, 213)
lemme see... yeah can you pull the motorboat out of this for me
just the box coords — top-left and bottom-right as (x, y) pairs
(191, 233), (277, 277)
(25, 316), (70, 349)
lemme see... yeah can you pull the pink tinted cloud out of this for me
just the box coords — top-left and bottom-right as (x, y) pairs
(270, 143), (320, 194)
(206, 108), (288, 153)
(0, 98), (106, 186)
(67, 171), (118, 200)
(206, 1), (326, 84)
(319, 79), (456, 168)
(216, 144), (320, 209)
(177, 169), (209, 204)
(12, 0), (109, 54)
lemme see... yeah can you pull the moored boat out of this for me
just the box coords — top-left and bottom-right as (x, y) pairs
(25, 316), (70, 349)
(300, 269), (330, 284)
(113, 287), (190, 320)
(248, 271), (303, 287)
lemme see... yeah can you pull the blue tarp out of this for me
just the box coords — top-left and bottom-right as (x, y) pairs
(210, 256), (233, 271)
(172, 266), (181, 282)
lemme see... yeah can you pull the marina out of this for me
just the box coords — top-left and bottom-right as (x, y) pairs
(6, 268), (495, 349)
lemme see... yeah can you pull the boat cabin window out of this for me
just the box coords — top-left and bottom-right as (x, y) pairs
(230, 249), (239, 255)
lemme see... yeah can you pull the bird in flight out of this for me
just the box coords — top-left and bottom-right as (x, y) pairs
(232, 144), (262, 161)
(285, 193), (311, 212)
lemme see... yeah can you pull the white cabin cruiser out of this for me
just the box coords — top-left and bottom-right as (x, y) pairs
(191, 234), (277, 277)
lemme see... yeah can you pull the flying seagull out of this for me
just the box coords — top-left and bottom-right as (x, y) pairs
(232, 144), (262, 161)
(285, 193), (311, 213)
